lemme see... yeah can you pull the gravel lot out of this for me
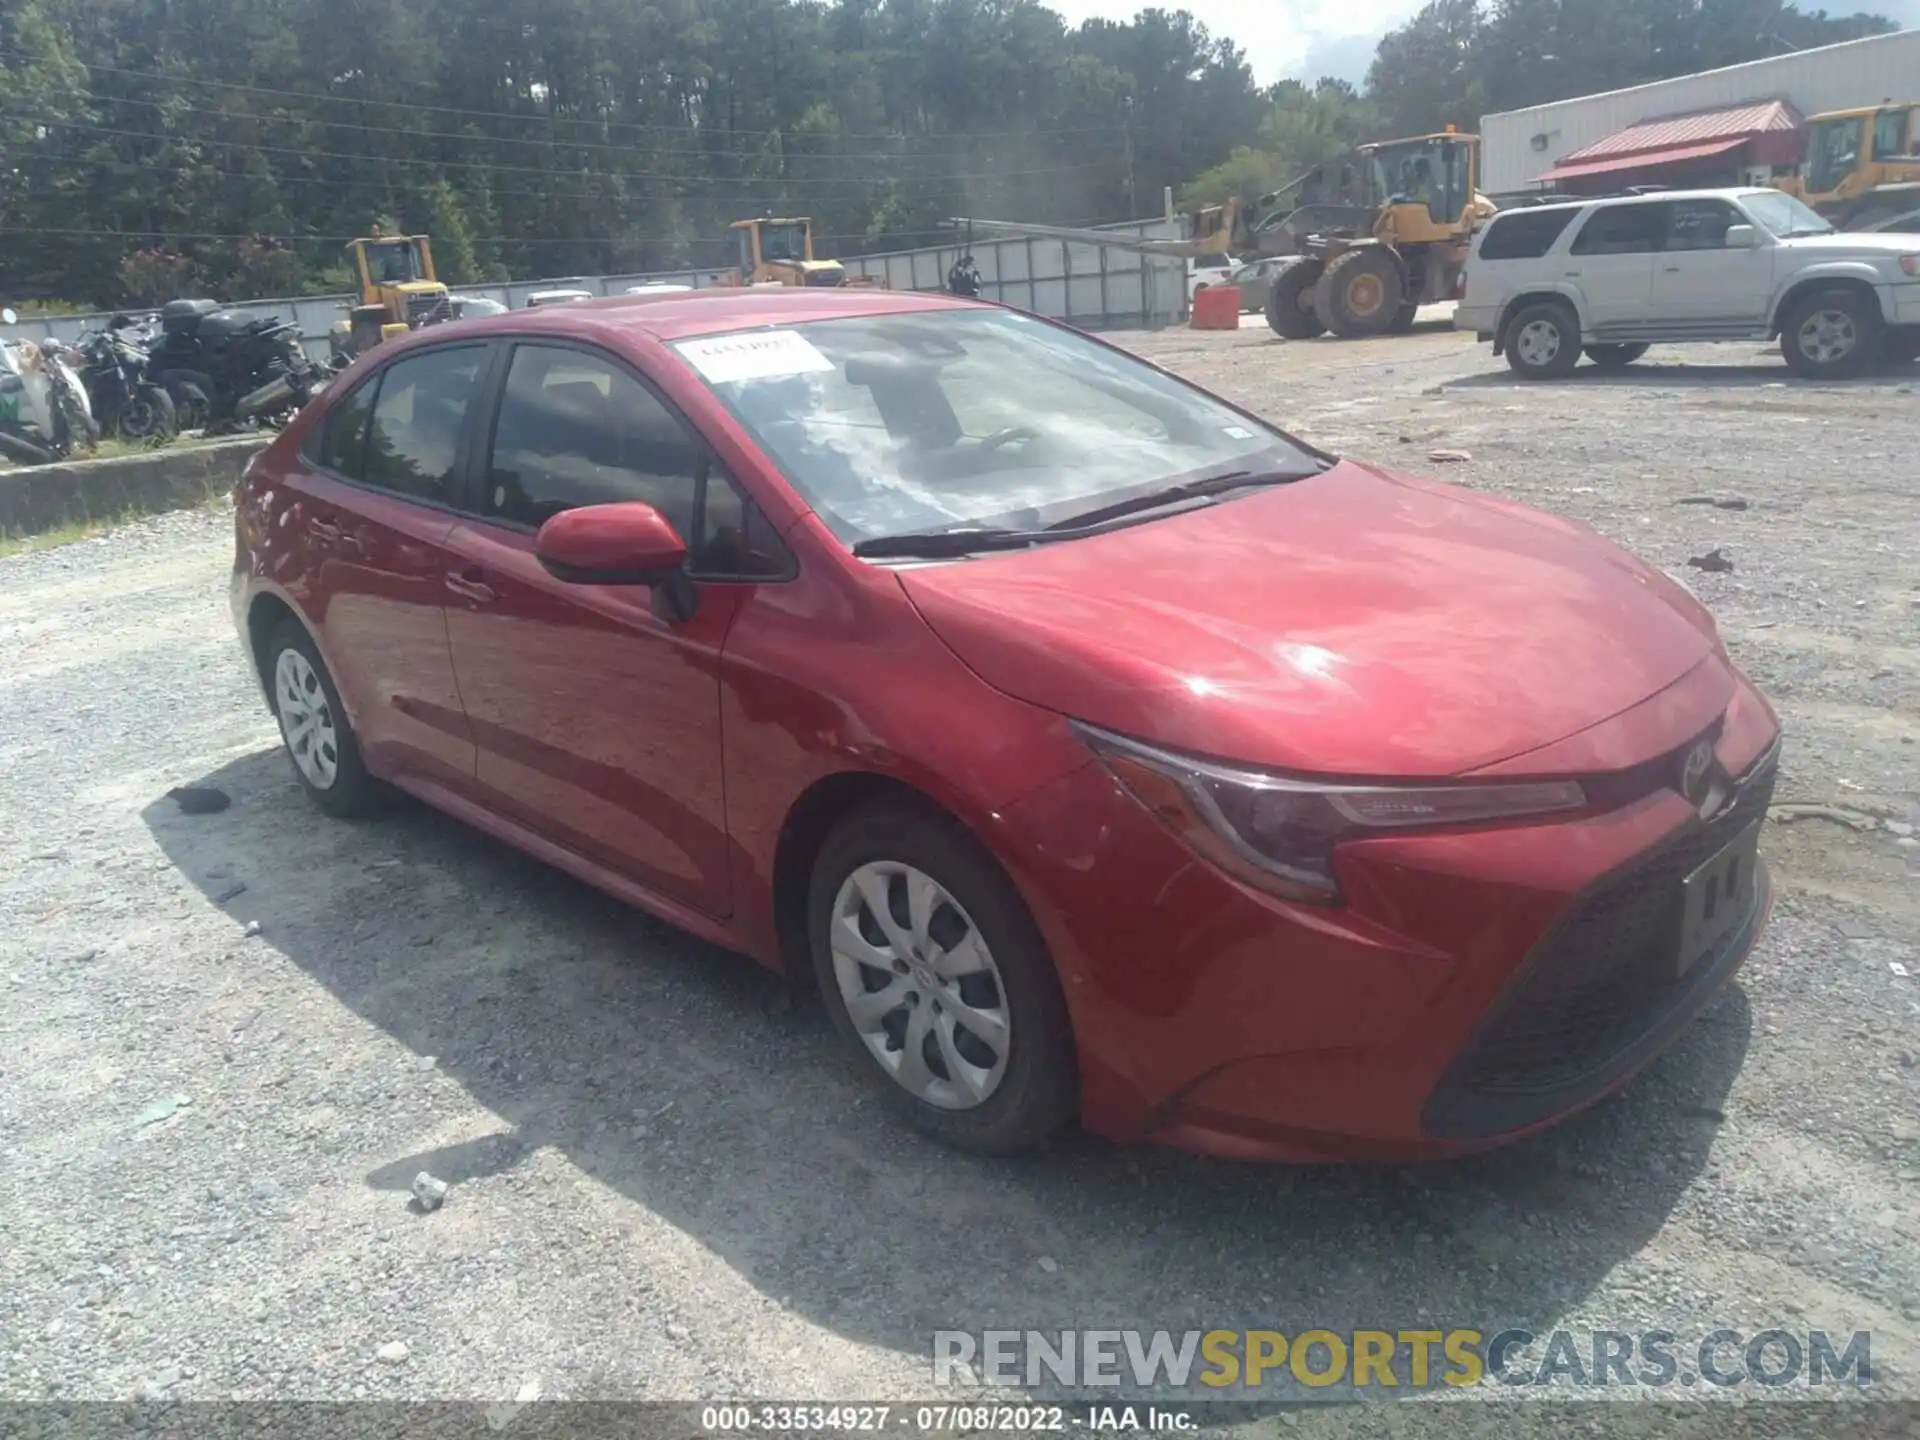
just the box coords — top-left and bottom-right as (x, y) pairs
(2, 322), (1917, 1433)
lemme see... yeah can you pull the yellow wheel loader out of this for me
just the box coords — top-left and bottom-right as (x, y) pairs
(327, 233), (454, 365)
(1775, 103), (1920, 233)
(1264, 129), (1496, 341)
(720, 218), (883, 287)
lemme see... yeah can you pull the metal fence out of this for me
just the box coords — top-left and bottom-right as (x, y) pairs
(3, 218), (1191, 362)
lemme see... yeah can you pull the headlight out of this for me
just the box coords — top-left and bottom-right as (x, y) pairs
(1077, 723), (1586, 905)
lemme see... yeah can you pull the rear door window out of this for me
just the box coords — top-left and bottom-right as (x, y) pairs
(312, 376), (379, 478)
(1569, 204), (1663, 255)
(361, 346), (487, 504)
(1477, 208), (1580, 260)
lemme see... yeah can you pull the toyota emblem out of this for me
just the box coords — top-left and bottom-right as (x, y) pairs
(1680, 740), (1715, 808)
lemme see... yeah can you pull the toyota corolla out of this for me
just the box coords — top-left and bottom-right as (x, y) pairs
(229, 288), (1778, 1160)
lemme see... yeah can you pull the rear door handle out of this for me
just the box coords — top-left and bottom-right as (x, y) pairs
(1663, 265), (1683, 272)
(445, 567), (497, 604)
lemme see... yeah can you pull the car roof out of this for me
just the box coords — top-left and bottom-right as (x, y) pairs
(440, 286), (985, 344)
(1496, 186), (1782, 216)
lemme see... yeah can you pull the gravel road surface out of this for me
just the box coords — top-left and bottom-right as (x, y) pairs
(3, 325), (1917, 1434)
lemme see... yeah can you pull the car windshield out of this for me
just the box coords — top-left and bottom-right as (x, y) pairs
(673, 310), (1324, 548)
(1742, 191), (1833, 238)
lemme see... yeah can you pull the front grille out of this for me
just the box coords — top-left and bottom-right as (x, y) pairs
(406, 291), (452, 324)
(1423, 742), (1777, 1138)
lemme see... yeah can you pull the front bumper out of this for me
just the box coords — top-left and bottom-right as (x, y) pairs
(991, 676), (1779, 1162)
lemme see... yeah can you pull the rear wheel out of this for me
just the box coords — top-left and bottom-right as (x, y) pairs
(1585, 343), (1649, 370)
(1780, 288), (1881, 378)
(1505, 301), (1582, 379)
(265, 618), (383, 819)
(807, 800), (1077, 1154)
(1314, 248), (1405, 338)
(1264, 261), (1326, 339)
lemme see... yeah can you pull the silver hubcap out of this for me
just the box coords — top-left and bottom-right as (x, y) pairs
(829, 862), (1011, 1110)
(274, 648), (339, 790)
(1516, 318), (1563, 368)
(1797, 309), (1856, 365)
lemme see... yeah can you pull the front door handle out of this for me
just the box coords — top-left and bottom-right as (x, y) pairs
(445, 567), (497, 604)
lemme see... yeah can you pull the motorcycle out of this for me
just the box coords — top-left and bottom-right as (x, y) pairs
(145, 298), (319, 434)
(0, 306), (99, 466)
(69, 314), (177, 442)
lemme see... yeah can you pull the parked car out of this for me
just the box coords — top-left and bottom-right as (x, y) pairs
(1456, 187), (1920, 378)
(1228, 257), (1292, 314)
(524, 289), (595, 308)
(1188, 253), (1234, 301)
(626, 283), (694, 295)
(231, 288), (1780, 1160)
(450, 295), (509, 320)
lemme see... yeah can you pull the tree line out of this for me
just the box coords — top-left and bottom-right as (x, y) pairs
(0, 0), (1895, 311)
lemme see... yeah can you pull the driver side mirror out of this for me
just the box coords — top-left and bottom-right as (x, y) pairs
(534, 501), (696, 619)
(1723, 224), (1761, 249)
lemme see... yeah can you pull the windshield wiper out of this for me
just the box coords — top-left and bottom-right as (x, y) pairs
(1041, 467), (1307, 532)
(852, 526), (1059, 559)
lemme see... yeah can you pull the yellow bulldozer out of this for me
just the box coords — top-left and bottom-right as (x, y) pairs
(1261, 128), (1496, 339)
(1775, 101), (1920, 232)
(719, 217), (882, 287)
(327, 232), (454, 364)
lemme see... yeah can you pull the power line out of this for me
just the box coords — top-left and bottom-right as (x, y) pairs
(3, 50), (1133, 142)
(10, 113), (1123, 190)
(64, 88), (1108, 165)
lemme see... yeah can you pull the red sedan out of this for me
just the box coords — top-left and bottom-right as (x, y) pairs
(229, 289), (1778, 1161)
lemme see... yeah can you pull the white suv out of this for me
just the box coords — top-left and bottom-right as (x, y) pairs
(1456, 188), (1920, 379)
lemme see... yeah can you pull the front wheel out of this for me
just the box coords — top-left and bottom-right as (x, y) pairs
(1504, 302), (1582, 379)
(1264, 261), (1326, 339)
(808, 801), (1078, 1154)
(1780, 288), (1881, 378)
(1585, 343), (1649, 370)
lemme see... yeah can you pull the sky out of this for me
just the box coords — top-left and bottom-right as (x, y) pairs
(1043, 0), (1920, 87)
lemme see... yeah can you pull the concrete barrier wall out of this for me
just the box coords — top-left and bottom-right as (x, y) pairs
(4, 219), (1189, 361)
(0, 436), (266, 539)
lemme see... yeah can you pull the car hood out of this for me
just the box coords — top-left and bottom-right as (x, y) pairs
(1779, 231), (1920, 259)
(895, 461), (1719, 777)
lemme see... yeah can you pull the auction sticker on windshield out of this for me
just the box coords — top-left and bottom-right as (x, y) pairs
(677, 330), (835, 384)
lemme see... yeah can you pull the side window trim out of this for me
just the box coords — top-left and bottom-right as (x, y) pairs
(472, 336), (797, 584)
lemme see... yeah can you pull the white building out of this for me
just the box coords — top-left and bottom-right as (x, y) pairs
(1481, 28), (1920, 195)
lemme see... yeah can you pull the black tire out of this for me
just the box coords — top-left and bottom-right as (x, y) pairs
(807, 799), (1078, 1154)
(1388, 301), (1420, 333)
(1780, 287), (1882, 379)
(1264, 261), (1326, 339)
(1313, 247), (1405, 338)
(263, 618), (384, 819)
(117, 384), (177, 441)
(1585, 343), (1649, 370)
(1504, 301), (1582, 379)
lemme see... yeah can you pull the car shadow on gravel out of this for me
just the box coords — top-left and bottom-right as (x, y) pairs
(144, 749), (1754, 1393)
(1446, 361), (1916, 390)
